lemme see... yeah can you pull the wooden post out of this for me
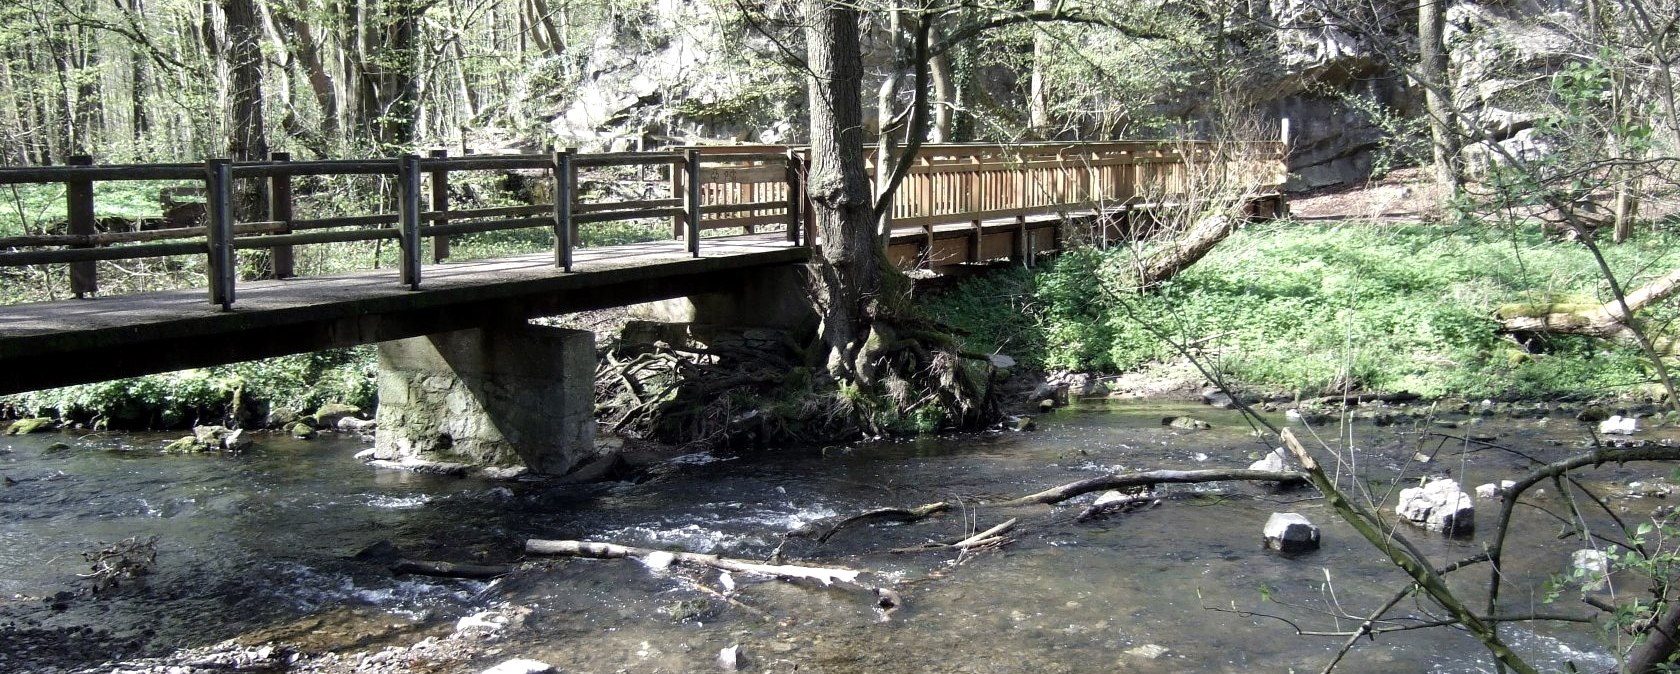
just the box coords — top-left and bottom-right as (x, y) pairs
(429, 148), (450, 263)
(670, 152), (685, 238)
(685, 149), (701, 257)
(66, 155), (97, 297)
(784, 149), (802, 245)
(397, 154), (422, 290)
(269, 151), (295, 278)
(205, 159), (235, 310)
(553, 148), (575, 271)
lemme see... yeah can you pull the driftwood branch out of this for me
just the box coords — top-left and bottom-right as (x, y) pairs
(813, 502), (951, 543)
(891, 518), (1018, 553)
(996, 468), (1307, 506)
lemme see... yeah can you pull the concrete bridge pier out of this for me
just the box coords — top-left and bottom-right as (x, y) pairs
(372, 323), (599, 475)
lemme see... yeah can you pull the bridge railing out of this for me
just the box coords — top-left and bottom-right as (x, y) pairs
(0, 150), (804, 309)
(0, 140), (1284, 308)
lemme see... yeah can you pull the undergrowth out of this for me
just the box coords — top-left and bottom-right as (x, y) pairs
(931, 219), (1680, 400)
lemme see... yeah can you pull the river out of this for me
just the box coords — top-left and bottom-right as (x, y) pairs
(0, 400), (1661, 673)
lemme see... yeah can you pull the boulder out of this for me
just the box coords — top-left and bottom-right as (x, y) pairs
(1571, 549), (1610, 590)
(1163, 416), (1212, 430)
(1599, 415), (1638, 435)
(1263, 512), (1321, 552)
(310, 403), (362, 428)
(1576, 405), (1610, 423)
(4, 417), (54, 435)
(1201, 388), (1236, 409)
(289, 422), (317, 439)
(1396, 478), (1474, 534)
(1249, 448), (1288, 472)
(337, 417), (378, 432)
(163, 436), (201, 453)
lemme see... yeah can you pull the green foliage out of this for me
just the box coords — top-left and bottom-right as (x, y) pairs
(1030, 221), (1679, 399)
(3, 348), (376, 429)
(920, 267), (1048, 370)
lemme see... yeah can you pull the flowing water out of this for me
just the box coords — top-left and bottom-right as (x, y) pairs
(0, 401), (1665, 673)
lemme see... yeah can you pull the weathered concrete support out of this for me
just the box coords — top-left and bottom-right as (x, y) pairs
(373, 324), (598, 475)
(625, 265), (818, 348)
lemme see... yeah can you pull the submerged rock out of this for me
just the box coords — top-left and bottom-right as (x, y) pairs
(1263, 512), (1320, 552)
(1125, 644), (1169, 659)
(1397, 478), (1474, 535)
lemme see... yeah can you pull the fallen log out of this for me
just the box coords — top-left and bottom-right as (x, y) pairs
(389, 559), (512, 580)
(1496, 267), (1680, 344)
(525, 539), (861, 586)
(996, 468), (1308, 507)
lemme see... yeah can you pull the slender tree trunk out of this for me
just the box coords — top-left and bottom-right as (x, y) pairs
(804, 0), (884, 381)
(1028, 0), (1051, 137)
(929, 49), (953, 142)
(1418, 0), (1461, 189)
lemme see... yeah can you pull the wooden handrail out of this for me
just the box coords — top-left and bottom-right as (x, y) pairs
(0, 140), (1285, 308)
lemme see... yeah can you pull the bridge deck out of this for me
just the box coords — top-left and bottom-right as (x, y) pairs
(0, 234), (806, 394)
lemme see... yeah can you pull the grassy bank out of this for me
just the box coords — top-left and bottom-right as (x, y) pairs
(927, 219), (1680, 400)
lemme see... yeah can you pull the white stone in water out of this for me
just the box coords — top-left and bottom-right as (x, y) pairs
(1572, 549), (1611, 590)
(354, 448), (378, 461)
(641, 551), (676, 570)
(717, 645), (741, 671)
(1475, 480), (1518, 499)
(1091, 491), (1128, 508)
(1248, 448), (1287, 472)
(1263, 512), (1320, 552)
(1396, 478), (1474, 534)
(480, 658), (554, 674)
(1600, 415), (1639, 435)
(1125, 644), (1169, 659)
(455, 611), (507, 634)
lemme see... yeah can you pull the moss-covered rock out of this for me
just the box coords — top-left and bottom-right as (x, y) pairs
(310, 403), (362, 428)
(4, 418), (54, 435)
(289, 422), (317, 439)
(163, 436), (202, 453)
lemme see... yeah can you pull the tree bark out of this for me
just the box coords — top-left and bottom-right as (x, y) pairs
(1028, 0), (1052, 136)
(804, 0), (885, 381)
(1497, 267), (1680, 341)
(1418, 0), (1461, 190)
(1137, 213), (1240, 289)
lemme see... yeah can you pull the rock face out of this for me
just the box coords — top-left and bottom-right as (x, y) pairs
(1263, 512), (1321, 552)
(1397, 478), (1475, 534)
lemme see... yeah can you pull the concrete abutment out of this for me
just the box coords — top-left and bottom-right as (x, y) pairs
(373, 324), (599, 475)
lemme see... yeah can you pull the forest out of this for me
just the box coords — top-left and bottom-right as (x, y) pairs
(4, 0), (1680, 672)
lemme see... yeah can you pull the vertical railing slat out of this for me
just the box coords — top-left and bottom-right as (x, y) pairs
(429, 149), (450, 263)
(685, 149), (701, 257)
(397, 154), (422, 290)
(554, 148), (574, 271)
(269, 151), (295, 278)
(205, 159), (235, 309)
(66, 155), (97, 298)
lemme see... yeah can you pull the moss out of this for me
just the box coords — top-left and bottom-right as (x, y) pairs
(4, 418), (54, 435)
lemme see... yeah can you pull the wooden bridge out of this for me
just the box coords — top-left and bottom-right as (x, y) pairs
(0, 141), (1285, 395)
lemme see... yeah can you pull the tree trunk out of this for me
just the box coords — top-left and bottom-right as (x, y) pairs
(1028, 0), (1052, 136)
(1418, 0), (1461, 190)
(929, 49), (954, 142)
(804, 0), (885, 381)
(1137, 214), (1240, 289)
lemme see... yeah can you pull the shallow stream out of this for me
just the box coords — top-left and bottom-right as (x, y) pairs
(1, 401), (1668, 673)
